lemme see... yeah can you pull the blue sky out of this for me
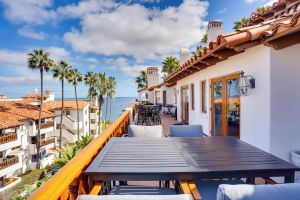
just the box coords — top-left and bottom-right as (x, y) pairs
(0, 0), (276, 98)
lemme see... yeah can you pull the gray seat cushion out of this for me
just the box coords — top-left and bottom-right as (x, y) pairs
(128, 125), (163, 137)
(169, 125), (204, 137)
(195, 179), (245, 200)
(217, 183), (300, 200)
(77, 194), (193, 200)
(110, 185), (176, 195)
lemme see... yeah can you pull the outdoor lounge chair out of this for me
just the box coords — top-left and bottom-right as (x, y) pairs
(216, 183), (300, 200)
(128, 125), (163, 137)
(77, 194), (193, 200)
(169, 125), (204, 137)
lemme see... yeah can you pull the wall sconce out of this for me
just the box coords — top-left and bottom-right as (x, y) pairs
(239, 71), (255, 96)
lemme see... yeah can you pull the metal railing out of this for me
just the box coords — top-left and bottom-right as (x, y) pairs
(0, 156), (19, 170)
(29, 105), (134, 200)
(0, 133), (17, 144)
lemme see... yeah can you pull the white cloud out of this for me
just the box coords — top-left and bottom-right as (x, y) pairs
(46, 47), (70, 62)
(85, 57), (99, 64)
(245, 0), (277, 5)
(0, 0), (56, 24)
(105, 57), (147, 77)
(217, 8), (227, 14)
(18, 26), (46, 40)
(64, 0), (208, 61)
(0, 49), (27, 66)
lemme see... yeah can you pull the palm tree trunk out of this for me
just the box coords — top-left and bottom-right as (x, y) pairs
(59, 78), (64, 151)
(36, 68), (43, 169)
(105, 95), (109, 129)
(75, 84), (80, 140)
(109, 99), (112, 122)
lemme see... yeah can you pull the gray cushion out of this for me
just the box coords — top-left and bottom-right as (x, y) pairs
(169, 125), (204, 137)
(77, 194), (193, 200)
(110, 185), (176, 195)
(217, 183), (300, 200)
(195, 179), (244, 200)
(128, 125), (163, 137)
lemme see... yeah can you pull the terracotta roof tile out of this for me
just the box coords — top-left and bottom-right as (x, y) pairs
(44, 100), (90, 111)
(165, 11), (300, 84)
(0, 101), (55, 130)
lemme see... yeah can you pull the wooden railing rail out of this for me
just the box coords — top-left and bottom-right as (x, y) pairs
(41, 138), (55, 147)
(40, 121), (55, 129)
(29, 107), (131, 200)
(0, 156), (19, 170)
(0, 133), (17, 144)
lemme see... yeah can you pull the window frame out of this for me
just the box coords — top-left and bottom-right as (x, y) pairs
(190, 83), (195, 110)
(201, 80), (207, 113)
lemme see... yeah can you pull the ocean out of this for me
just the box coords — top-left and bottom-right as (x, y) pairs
(60, 97), (136, 122)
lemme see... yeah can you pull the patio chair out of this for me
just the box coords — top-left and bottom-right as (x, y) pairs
(169, 125), (204, 137)
(217, 183), (300, 200)
(128, 125), (163, 137)
(77, 194), (193, 200)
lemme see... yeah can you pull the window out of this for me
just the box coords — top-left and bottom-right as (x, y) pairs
(191, 83), (195, 110)
(201, 80), (207, 113)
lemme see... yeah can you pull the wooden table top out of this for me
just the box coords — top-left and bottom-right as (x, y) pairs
(85, 137), (299, 181)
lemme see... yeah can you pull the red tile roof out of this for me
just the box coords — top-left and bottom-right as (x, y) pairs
(165, 11), (300, 85)
(246, 0), (300, 26)
(0, 101), (55, 130)
(44, 100), (90, 111)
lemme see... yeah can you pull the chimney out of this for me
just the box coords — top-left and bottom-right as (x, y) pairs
(179, 48), (189, 66)
(45, 89), (55, 101)
(146, 67), (159, 88)
(207, 21), (224, 45)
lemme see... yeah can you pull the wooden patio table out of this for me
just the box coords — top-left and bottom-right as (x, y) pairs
(85, 137), (299, 183)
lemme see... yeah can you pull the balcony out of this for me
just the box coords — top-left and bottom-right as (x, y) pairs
(90, 113), (97, 119)
(40, 121), (54, 129)
(0, 156), (18, 170)
(0, 133), (17, 144)
(40, 138), (55, 147)
(28, 105), (300, 200)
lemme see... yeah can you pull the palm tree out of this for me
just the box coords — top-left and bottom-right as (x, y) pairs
(27, 49), (54, 169)
(52, 61), (71, 150)
(162, 56), (179, 76)
(84, 72), (97, 135)
(201, 34), (208, 44)
(67, 68), (83, 140)
(135, 70), (147, 89)
(233, 17), (247, 30)
(256, 6), (266, 14)
(95, 72), (107, 134)
(106, 76), (116, 122)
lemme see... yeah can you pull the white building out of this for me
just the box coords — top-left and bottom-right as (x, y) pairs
(162, 5), (300, 163)
(0, 100), (57, 191)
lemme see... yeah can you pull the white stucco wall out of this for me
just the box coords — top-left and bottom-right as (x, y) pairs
(270, 43), (300, 162)
(176, 45), (271, 152)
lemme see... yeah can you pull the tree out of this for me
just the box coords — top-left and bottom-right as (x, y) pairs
(162, 56), (179, 76)
(52, 61), (71, 150)
(201, 34), (208, 44)
(84, 71), (97, 135)
(27, 49), (54, 169)
(67, 68), (83, 140)
(95, 72), (107, 134)
(233, 17), (247, 30)
(135, 70), (147, 89)
(256, 6), (266, 14)
(106, 76), (116, 122)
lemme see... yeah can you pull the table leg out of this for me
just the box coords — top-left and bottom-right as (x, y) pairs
(284, 172), (295, 183)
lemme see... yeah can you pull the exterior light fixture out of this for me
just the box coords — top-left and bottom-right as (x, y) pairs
(239, 71), (255, 96)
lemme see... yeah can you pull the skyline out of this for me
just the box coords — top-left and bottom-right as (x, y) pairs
(0, 0), (276, 98)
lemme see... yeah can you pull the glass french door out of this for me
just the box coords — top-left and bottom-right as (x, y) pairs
(211, 73), (240, 137)
(181, 85), (189, 124)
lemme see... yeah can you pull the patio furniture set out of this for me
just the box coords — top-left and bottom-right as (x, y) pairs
(79, 121), (300, 199)
(136, 104), (162, 125)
